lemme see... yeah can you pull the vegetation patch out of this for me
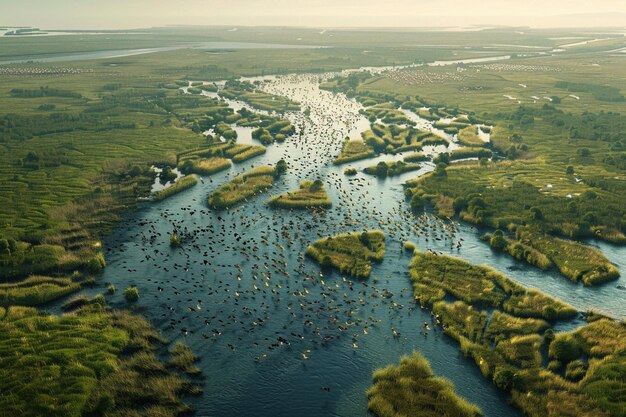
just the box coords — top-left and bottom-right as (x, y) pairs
(269, 179), (331, 209)
(333, 139), (376, 164)
(0, 276), (80, 307)
(484, 228), (619, 285)
(403, 152), (429, 163)
(306, 230), (385, 278)
(0, 306), (200, 417)
(407, 251), (626, 417)
(179, 156), (231, 176)
(363, 161), (421, 177)
(207, 161), (286, 209)
(219, 80), (300, 112)
(554, 81), (625, 102)
(457, 125), (487, 147)
(153, 175), (197, 201)
(409, 251), (576, 319)
(367, 352), (482, 417)
(361, 123), (436, 154)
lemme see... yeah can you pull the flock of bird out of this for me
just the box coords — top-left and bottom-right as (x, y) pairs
(105, 74), (466, 366)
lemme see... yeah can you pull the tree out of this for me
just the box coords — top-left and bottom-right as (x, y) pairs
(452, 197), (468, 212)
(310, 179), (324, 192)
(359, 232), (371, 248)
(493, 367), (515, 391)
(434, 162), (447, 177)
(0, 239), (10, 255)
(506, 146), (517, 160)
(128, 165), (143, 177)
(436, 153), (450, 165)
(410, 194), (425, 212)
(275, 159), (287, 176)
(566, 165), (574, 175)
(549, 335), (582, 362)
(375, 161), (389, 177)
(489, 230), (507, 251)
(529, 207), (543, 220)
(124, 287), (139, 302)
(542, 305), (558, 321)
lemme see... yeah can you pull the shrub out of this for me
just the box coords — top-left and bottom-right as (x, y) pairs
(549, 335), (582, 362)
(493, 366), (516, 391)
(124, 287), (139, 302)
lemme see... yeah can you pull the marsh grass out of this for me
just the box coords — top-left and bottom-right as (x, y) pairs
(406, 250), (625, 417)
(178, 156), (231, 176)
(457, 125), (487, 147)
(169, 342), (201, 376)
(153, 175), (197, 201)
(0, 306), (200, 417)
(0, 276), (80, 307)
(269, 180), (332, 209)
(516, 229), (620, 286)
(333, 139), (376, 165)
(207, 165), (279, 209)
(403, 152), (429, 163)
(367, 352), (482, 417)
(409, 251), (575, 319)
(306, 230), (385, 278)
(363, 161), (421, 177)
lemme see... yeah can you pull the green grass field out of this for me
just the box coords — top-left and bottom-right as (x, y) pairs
(0, 305), (200, 417)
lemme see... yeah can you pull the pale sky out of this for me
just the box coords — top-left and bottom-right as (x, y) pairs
(1, 0), (626, 29)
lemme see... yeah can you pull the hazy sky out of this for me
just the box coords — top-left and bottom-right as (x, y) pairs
(2, 0), (626, 29)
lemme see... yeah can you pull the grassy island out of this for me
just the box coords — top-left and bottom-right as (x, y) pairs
(403, 152), (429, 163)
(178, 156), (231, 176)
(178, 141), (267, 165)
(361, 123), (436, 154)
(368, 352), (482, 417)
(306, 230), (385, 278)
(153, 175), (197, 201)
(207, 161), (286, 209)
(483, 228), (619, 286)
(409, 250), (576, 318)
(269, 179), (332, 209)
(334, 139), (376, 165)
(363, 160), (420, 177)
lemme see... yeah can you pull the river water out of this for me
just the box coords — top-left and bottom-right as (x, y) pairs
(55, 72), (624, 417)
